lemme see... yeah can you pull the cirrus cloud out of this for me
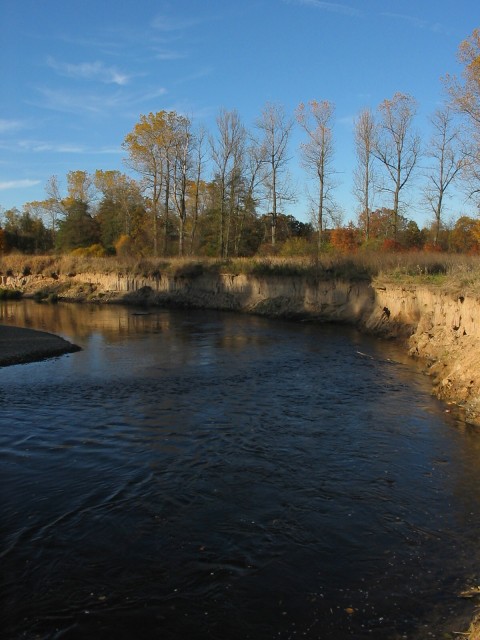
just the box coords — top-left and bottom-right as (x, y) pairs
(46, 56), (132, 86)
(0, 119), (26, 134)
(283, 0), (361, 17)
(0, 179), (41, 191)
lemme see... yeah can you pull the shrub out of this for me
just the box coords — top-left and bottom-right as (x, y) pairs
(0, 288), (22, 300)
(71, 244), (108, 257)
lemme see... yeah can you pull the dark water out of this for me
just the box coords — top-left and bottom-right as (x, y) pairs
(1, 301), (480, 640)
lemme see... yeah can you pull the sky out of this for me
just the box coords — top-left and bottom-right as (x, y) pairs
(0, 0), (478, 228)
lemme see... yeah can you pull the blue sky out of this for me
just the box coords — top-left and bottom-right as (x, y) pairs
(0, 0), (477, 227)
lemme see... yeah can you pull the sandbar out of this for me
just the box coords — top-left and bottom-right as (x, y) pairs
(0, 325), (80, 367)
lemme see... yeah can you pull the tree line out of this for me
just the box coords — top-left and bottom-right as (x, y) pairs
(1, 28), (480, 258)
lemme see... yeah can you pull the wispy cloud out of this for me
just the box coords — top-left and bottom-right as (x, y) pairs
(154, 50), (188, 61)
(18, 140), (86, 153)
(381, 13), (449, 35)
(17, 140), (122, 155)
(0, 119), (25, 134)
(284, 0), (361, 17)
(151, 14), (203, 32)
(0, 179), (41, 191)
(46, 57), (132, 86)
(32, 85), (168, 115)
(174, 66), (213, 86)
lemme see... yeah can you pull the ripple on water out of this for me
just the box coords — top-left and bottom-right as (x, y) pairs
(1, 305), (480, 639)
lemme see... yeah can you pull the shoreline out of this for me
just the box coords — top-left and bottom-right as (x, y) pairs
(1, 267), (480, 425)
(0, 324), (81, 367)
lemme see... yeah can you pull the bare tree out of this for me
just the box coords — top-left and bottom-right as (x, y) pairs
(353, 108), (377, 240)
(171, 115), (193, 256)
(423, 106), (466, 245)
(210, 109), (246, 257)
(232, 141), (266, 256)
(374, 93), (421, 240)
(189, 125), (207, 254)
(256, 102), (293, 247)
(45, 174), (66, 238)
(296, 100), (336, 250)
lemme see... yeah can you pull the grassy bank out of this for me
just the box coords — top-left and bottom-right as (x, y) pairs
(1, 252), (480, 292)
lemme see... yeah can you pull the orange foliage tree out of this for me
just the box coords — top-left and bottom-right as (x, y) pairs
(450, 215), (480, 253)
(330, 223), (360, 253)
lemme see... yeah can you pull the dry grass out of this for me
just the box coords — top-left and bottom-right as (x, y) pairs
(1, 251), (480, 292)
(463, 614), (480, 640)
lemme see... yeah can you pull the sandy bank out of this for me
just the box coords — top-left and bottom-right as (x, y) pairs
(0, 325), (80, 367)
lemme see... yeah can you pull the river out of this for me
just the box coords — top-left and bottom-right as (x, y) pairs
(1, 301), (480, 639)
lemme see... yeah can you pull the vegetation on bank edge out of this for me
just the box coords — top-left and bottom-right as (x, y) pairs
(1, 252), (480, 294)
(467, 615), (480, 640)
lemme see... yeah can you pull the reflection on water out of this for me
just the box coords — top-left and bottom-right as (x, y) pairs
(1, 301), (480, 639)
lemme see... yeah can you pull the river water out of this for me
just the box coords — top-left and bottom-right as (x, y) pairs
(1, 301), (480, 639)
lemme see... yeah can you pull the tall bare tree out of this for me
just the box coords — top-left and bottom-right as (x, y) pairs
(44, 174), (66, 238)
(171, 115), (193, 256)
(256, 102), (293, 247)
(189, 125), (207, 254)
(423, 106), (466, 245)
(232, 141), (265, 256)
(210, 109), (246, 257)
(296, 100), (336, 250)
(374, 93), (421, 240)
(353, 108), (377, 240)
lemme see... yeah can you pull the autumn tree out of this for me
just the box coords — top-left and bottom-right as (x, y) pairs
(123, 112), (175, 256)
(359, 207), (397, 241)
(353, 108), (377, 240)
(446, 28), (480, 205)
(423, 106), (466, 245)
(374, 93), (421, 240)
(256, 102), (293, 247)
(400, 219), (425, 250)
(296, 100), (336, 251)
(450, 215), (480, 252)
(65, 170), (95, 206)
(330, 223), (360, 253)
(94, 170), (142, 239)
(2, 207), (52, 253)
(56, 200), (99, 251)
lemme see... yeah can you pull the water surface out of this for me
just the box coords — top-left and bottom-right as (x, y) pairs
(1, 301), (480, 639)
